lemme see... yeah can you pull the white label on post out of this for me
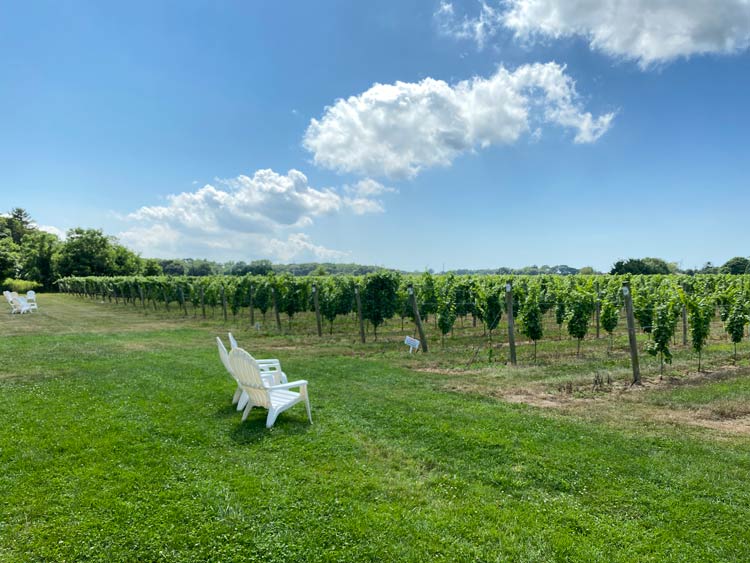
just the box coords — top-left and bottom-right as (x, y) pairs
(404, 336), (420, 352)
(622, 287), (630, 297)
(505, 283), (511, 292)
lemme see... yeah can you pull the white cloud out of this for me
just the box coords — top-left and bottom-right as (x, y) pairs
(344, 178), (398, 197)
(503, 0), (750, 67)
(434, 1), (503, 50)
(37, 225), (67, 240)
(120, 168), (380, 261)
(303, 62), (614, 178)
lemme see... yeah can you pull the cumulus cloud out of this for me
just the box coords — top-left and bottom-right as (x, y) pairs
(37, 225), (67, 240)
(503, 0), (750, 67)
(119, 168), (383, 261)
(434, 1), (503, 50)
(303, 62), (614, 178)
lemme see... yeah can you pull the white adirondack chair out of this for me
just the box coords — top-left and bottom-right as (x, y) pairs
(26, 290), (37, 304)
(10, 297), (32, 314)
(227, 332), (286, 384)
(216, 337), (246, 407)
(228, 347), (312, 428)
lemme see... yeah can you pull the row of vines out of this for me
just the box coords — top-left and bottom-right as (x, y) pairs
(57, 273), (750, 371)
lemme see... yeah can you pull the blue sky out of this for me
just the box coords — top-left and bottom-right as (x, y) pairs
(2, 0), (749, 271)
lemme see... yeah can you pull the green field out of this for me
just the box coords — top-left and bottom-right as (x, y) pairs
(1, 295), (749, 562)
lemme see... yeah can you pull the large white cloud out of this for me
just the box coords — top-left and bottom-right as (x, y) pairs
(119, 169), (388, 261)
(303, 62), (614, 178)
(503, 0), (750, 67)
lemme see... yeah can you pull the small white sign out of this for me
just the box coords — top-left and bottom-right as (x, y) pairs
(404, 336), (420, 353)
(254, 322), (262, 331)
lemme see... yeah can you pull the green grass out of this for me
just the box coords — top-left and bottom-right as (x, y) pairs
(1, 295), (749, 562)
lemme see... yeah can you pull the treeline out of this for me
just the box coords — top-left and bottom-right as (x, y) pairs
(3, 207), (750, 292)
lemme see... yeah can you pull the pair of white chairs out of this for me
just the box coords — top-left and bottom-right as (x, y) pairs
(4, 290), (37, 314)
(216, 332), (312, 428)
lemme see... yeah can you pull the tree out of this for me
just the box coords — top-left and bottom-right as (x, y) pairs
(475, 279), (503, 341)
(519, 287), (544, 362)
(566, 288), (595, 357)
(111, 244), (142, 275)
(248, 260), (273, 276)
(0, 237), (20, 281)
(436, 274), (457, 347)
(0, 208), (34, 244)
(646, 291), (680, 375)
(417, 271), (437, 323)
(360, 271), (400, 338)
(600, 299), (619, 352)
(720, 257), (749, 275)
(686, 296), (713, 372)
(160, 259), (187, 276)
(611, 257), (672, 275)
(54, 228), (113, 277)
(142, 259), (163, 276)
(19, 231), (60, 290)
(726, 302), (748, 363)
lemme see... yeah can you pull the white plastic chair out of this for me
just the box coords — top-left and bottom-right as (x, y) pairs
(10, 297), (32, 314)
(217, 337), (281, 411)
(228, 347), (312, 428)
(227, 332), (287, 384)
(26, 290), (37, 304)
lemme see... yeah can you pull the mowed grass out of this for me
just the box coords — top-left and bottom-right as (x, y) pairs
(1, 296), (749, 562)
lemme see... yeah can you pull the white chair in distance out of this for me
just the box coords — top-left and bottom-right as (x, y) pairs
(227, 332), (287, 385)
(10, 297), (32, 314)
(228, 347), (312, 428)
(26, 290), (37, 305)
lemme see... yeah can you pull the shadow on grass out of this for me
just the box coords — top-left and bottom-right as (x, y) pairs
(229, 412), (313, 444)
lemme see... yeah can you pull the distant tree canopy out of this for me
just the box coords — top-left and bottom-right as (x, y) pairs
(720, 256), (749, 275)
(3, 207), (747, 291)
(610, 257), (678, 275)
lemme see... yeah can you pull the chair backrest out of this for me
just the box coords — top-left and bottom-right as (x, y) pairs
(228, 332), (238, 350)
(26, 290), (36, 299)
(216, 337), (234, 377)
(228, 347), (271, 409)
(3, 291), (11, 303)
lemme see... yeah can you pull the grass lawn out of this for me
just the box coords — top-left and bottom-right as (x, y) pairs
(1, 295), (749, 562)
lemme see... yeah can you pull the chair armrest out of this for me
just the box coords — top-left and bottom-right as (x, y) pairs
(256, 358), (280, 365)
(269, 380), (307, 391)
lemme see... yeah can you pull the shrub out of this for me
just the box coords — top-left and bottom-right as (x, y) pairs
(3, 278), (42, 293)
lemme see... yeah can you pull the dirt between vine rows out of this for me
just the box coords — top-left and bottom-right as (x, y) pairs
(426, 365), (750, 436)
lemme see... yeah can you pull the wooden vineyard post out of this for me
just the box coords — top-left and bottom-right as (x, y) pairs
(221, 286), (228, 322)
(271, 287), (282, 332)
(139, 285), (145, 309)
(354, 287), (366, 344)
(622, 281), (641, 385)
(505, 282), (517, 365)
(200, 286), (206, 319)
(113, 287), (119, 305)
(163, 287), (170, 312)
(248, 285), (255, 328)
(313, 284), (322, 338)
(407, 284), (428, 353)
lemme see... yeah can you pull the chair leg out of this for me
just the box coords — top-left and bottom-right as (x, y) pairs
(237, 391), (249, 411)
(266, 409), (279, 428)
(305, 396), (312, 424)
(241, 403), (254, 422)
(232, 387), (242, 405)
